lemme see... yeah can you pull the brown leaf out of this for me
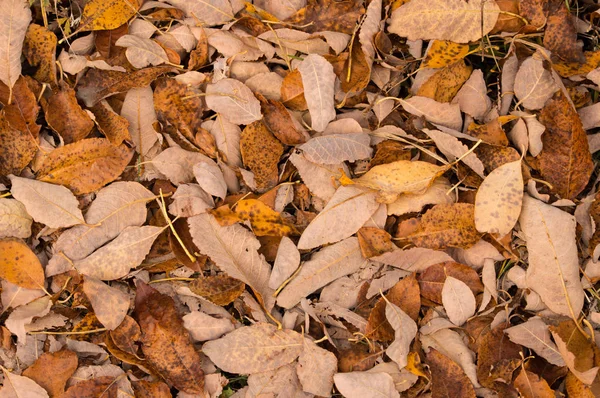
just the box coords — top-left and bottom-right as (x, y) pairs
(131, 380), (171, 398)
(549, 319), (599, 385)
(426, 348), (476, 398)
(565, 371), (596, 397)
(538, 90), (593, 199)
(77, 66), (171, 107)
(95, 24), (128, 59)
(280, 69), (307, 111)
(22, 349), (78, 398)
(0, 111), (37, 175)
(369, 140), (411, 168)
(477, 325), (522, 391)
(89, 100), (131, 146)
(417, 261), (483, 304)
(404, 203), (482, 250)
(0, 238), (44, 289)
(188, 26), (208, 70)
(357, 227), (394, 258)
(188, 274), (246, 306)
(37, 138), (134, 195)
(0, 76), (41, 140)
(417, 60), (472, 103)
(240, 121), (283, 192)
(514, 368), (555, 398)
(519, 0), (546, 29)
(365, 274), (420, 341)
(338, 40), (371, 97)
(23, 24), (57, 85)
(467, 118), (510, 146)
(285, 0), (365, 34)
(63, 376), (120, 398)
(259, 95), (306, 145)
(543, 0), (585, 63)
(41, 82), (94, 144)
(134, 281), (204, 393)
(109, 315), (141, 356)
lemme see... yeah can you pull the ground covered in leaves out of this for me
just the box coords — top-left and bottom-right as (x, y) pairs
(3, 0), (600, 396)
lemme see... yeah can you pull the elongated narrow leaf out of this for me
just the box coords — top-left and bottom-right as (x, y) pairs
(0, 0), (32, 90)
(297, 54), (336, 132)
(385, 302), (417, 368)
(121, 86), (160, 156)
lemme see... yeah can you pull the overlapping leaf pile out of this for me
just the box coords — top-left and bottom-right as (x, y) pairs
(2, 0), (600, 396)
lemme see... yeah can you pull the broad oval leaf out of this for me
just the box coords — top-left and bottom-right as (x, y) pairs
(163, 0), (233, 26)
(0, 0), (32, 90)
(79, 0), (140, 31)
(297, 54), (336, 132)
(193, 160), (226, 199)
(442, 276), (476, 326)
(0, 238), (44, 289)
(299, 133), (372, 164)
(83, 276), (129, 330)
(399, 96), (463, 130)
(182, 311), (235, 342)
(269, 236), (301, 289)
(296, 338), (337, 396)
(0, 368), (49, 398)
(205, 78), (261, 125)
(116, 35), (169, 69)
(504, 317), (565, 366)
(0, 198), (32, 238)
(426, 348), (476, 398)
(333, 372), (399, 398)
(387, 178), (454, 216)
(514, 55), (559, 110)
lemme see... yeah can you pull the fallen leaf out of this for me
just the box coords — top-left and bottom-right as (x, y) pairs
(5, 296), (51, 342)
(240, 121), (283, 192)
(423, 40), (470, 69)
(452, 69), (492, 119)
(388, 0), (499, 43)
(234, 199), (297, 236)
(514, 368), (555, 398)
(417, 60), (472, 103)
(385, 301), (418, 368)
(514, 55), (559, 110)
(62, 376), (120, 398)
(298, 185), (379, 249)
(504, 317), (565, 366)
(0, 238), (44, 290)
(8, 175), (84, 229)
(422, 128), (484, 177)
(280, 69), (307, 110)
(205, 78), (262, 125)
(333, 371), (399, 398)
(268, 236), (300, 290)
(182, 311), (235, 342)
(193, 160), (226, 199)
(0, 0), (32, 91)
(426, 348), (476, 398)
(297, 54), (336, 132)
(120, 86), (160, 156)
(23, 24), (57, 85)
(0, 368), (49, 398)
(83, 276), (129, 330)
(89, 100), (131, 146)
(538, 90), (593, 199)
(285, 0), (364, 34)
(387, 178), (454, 216)
(357, 227), (394, 258)
(259, 95), (306, 145)
(474, 159), (523, 236)
(477, 325), (522, 391)
(164, 0), (233, 26)
(399, 96), (463, 130)
(0, 199), (32, 239)
(543, 0), (585, 63)
(417, 261), (483, 304)
(37, 138), (134, 195)
(549, 320), (599, 385)
(299, 133), (372, 164)
(442, 276), (476, 326)
(202, 322), (303, 374)
(289, 151), (345, 201)
(135, 281), (204, 393)
(79, 0), (140, 31)
(277, 237), (366, 308)
(41, 83), (94, 144)
(21, 349), (78, 398)
(189, 274), (245, 306)
(116, 35), (169, 68)
(519, 195), (584, 319)
(296, 338), (338, 396)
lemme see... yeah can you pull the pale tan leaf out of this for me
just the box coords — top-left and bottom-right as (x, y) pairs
(297, 54), (336, 132)
(188, 213), (275, 310)
(519, 195), (584, 319)
(74, 226), (163, 280)
(5, 296), (51, 342)
(289, 151), (347, 201)
(333, 372), (399, 398)
(400, 96), (463, 130)
(83, 276), (129, 330)
(0, 369), (49, 398)
(1, 280), (44, 310)
(168, 184), (214, 217)
(388, 0), (499, 43)
(298, 185), (379, 250)
(385, 302), (418, 369)
(115, 35), (169, 69)
(0, 0), (32, 89)
(246, 364), (307, 398)
(46, 182), (154, 276)
(121, 86), (160, 156)
(193, 160), (226, 199)
(452, 69), (491, 119)
(551, 331), (599, 385)
(372, 247), (454, 272)
(0, 198), (32, 239)
(387, 178), (454, 216)
(500, 54), (518, 115)
(475, 159), (523, 236)
(152, 147), (212, 186)
(299, 133), (372, 164)
(277, 237), (367, 309)
(202, 323), (303, 374)
(8, 176), (84, 229)
(259, 0), (305, 20)
(164, 0), (233, 26)
(504, 317), (565, 366)
(514, 55), (559, 110)
(479, 259), (496, 311)
(182, 311), (235, 342)
(205, 78), (262, 125)
(442, 276), (476, 326)
(296, 338), (337, 396)
(422, 128), (484, 176)
(203, 115), (242, 167)
(269, 236), (301, 290)
(578, 102), (600, 130)
(359, 0), (382, 61)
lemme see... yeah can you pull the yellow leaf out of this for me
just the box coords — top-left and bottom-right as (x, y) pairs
(422, 40), (470, 69)
(417, 60), (472, 103)
(553, 51), (600, 77)
(342, 160), (448, 203)
(79, 0), (140, 32)
(235, 199), (297, 237)
(0, 238), (44, 289)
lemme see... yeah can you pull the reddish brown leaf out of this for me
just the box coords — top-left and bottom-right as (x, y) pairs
(240, 121), (284, 192)
(285, 0), (365, 34)
(418, 261), (483, 304)
(63, 376), (120, 398)
(189, 274), (246, 306)
(427, 348), (476, 398)
(22, 349), (78, 398)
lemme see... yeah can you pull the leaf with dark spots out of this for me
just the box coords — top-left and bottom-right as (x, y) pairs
(418, 261), (483, 304)
(285, 0), (365, 34)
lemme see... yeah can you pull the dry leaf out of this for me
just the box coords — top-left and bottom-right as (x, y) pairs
(41, 82), (94, 144)
(285, 0), (364, 34)
(442, 276), (476, 326)
(205, 78), (261, 125)
(0, 368), (49, 398)
(504, 317), (565, 366)
(79, 0), (140, 31)
(0, 199), (32, 239)
(234, 199), (296, 236)
(289, 151), (345, 201)
(182, 311), (235, 342)
(519, 195), (584, 319)
(298, 185), (379, 249)
(385, 301), (418, 368)
(277, 237), (366, 309)
(83, 276), (129, 330)
(164, 0), (233, 26)
(387, 178), (454, 216)
(299, 133), (372, 164)
(514, 368), (555, 398)
(296, 338), (337, 396)
(452, 69), (492, 119)
(116, 35), (169, 68)
(240, 121), (283, 192)
(474, 159), (523, 236)
(514, 55), (559, 110)
(22, 349), (78, 398)
(151, 146), (210, 185)
(269, 236), (300, 290)
(121, 86), (160, 156)
(399, 96), (463, 130)
(297, 54), (336, 132)
(0, 0), (32, 91)
(544, 0), (585, 63)
(89, 100), (131, 146)
(388, 0), (499, 43)
(23, 24), (57, 85)
(202, 323), (303, 374)
(8, 175), (84, 229)
(193, 160), (226, 199)
(357, 227), (394, 258)
(333, 371), (399, 398)
(426, 348), (476, 398)
(423, 40), (470, 69)
(189, 274), (245, 306)
(417, 60), (472, 103)
(549, 320), (599, 385)
(422, 129), (484, 177)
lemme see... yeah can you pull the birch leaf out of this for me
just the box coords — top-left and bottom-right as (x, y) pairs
(514, 55), (559, 110)
(385, 302), (418, 369)
(115, 35), (169, 68)
(399, 96), (463, 130)
(297, 54), (336, 132)
(202, 323), (303, 374)
(0, 0), (32, 90)
(74, 226), (163, 280)
(269, 236), (301, 290)
(0, 369), (49, 398)
(504, 317), (565, 366)
(121, 86), (160, 156)
(188, 213), (275, 310)
(422, 129), (484, 177)
(474, 159), (523, 236)
(298, 185), (379, 250)
(442, 276), (476, 326)
(83, 276), (129, 330)
(299, 133), (372, 164)
(8, 176), (84, 229)
(193, 159), (227, 199)
(205, 78), (262, 125)
(0, 199), (32, 239)
(519, 195), (584, 319)
(289, 151), (346, 201)
(277, 237), (366, 309)
(333, 372), (399, 398)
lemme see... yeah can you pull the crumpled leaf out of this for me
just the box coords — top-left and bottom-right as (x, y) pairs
(298, 185), (379, 249)
(89, 100), (130, 146)
(41, 82), (94, 144)
(388, 0), (499, 43)
(134, 281), (204, 393)
(549, 320), (599, 385)
(514, 368), (555, 398)
(205, 78), (262, 125)
(0, 0), (32, 91)
(285, 0), (364, 35)
(23, 24), (57, 85)
(0, 238), (44, 289)
(297, 54), (336, 132)
(0, 199), (32, 239)
(9, 175), (84, 229)
(277, 237), (366, 308)
(202, 323), (303, 374)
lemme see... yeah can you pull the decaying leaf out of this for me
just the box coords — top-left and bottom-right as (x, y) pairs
(423, 40), (470, 69)
(427, 348), (476, 398)
(0, 198), (32, 239)
(0, 238), (44, 289)
(83, 276), (129, 330)
(22, 349), (78, 398)
(240, 121), (283, 192)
